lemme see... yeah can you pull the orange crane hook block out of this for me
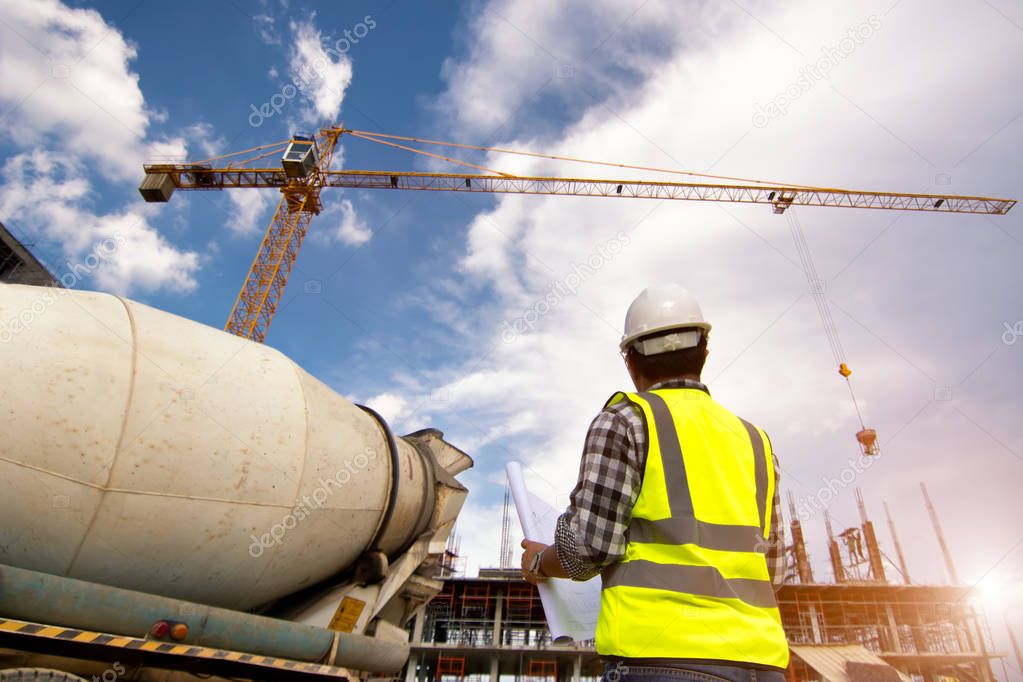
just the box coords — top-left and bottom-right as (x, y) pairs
(856, 428), (879, 456)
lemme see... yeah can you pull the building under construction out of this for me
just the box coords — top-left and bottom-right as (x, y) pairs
(403, 485), (1006, 682)
(0, 221), (58, 287)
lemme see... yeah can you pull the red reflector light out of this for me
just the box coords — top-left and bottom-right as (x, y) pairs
(150, 620), (169, 638)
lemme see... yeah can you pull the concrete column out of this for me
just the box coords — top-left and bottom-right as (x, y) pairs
(971, 609), (994, 682)
(412, 612), (425, 645)
(405, 614), (424, 682)
(808, 604), (822, 643)
(885, 605), (903, 653)
(572, 654), (582, 682)
(405, 652), (419, 682)
(490, 655), (500, 682)
(493, 586), (504, 647)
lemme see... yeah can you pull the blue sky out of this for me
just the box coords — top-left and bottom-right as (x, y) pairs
(2, 0), (1023, 671)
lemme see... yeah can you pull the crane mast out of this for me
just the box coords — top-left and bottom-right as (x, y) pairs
(223, 130), (341, 342)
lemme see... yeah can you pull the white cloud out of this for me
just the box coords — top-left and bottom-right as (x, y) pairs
(226, 188), (275, 236)
(253, 13), (280, 45)
(144, 122), (221, 164)
(0, 0), (205, 295)
(145, 136), (187, 162)
(0, 0), (149, 181)
(90, 212), (200, 294)
(311, 197), (371, 246)
(183, 122), (224, 159)
(330, 198), (372, 246)
(288, 16), (354, 124)
(450, 494), (504, 576)
(364, 392), (409, 425)
(0, 151), (199, 294)
(436, 0), (709, 138)
(410, 0), (1023, 581)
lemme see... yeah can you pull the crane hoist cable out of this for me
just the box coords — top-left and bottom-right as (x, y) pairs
(355, 122), (888, 458)
(345, 127), (818, 188)
(189, 139), (291, 166)
(785, 208), (878, 456)
(345, 130), (514, 177)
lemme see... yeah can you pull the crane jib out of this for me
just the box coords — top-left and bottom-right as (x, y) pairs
(140, 165), (1015, 216)
(138, 138), (1015, 343)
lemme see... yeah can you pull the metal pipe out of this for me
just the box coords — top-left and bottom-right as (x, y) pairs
(786, 492), (814, 583)
(1006, 615), (1023, 681)
(824, 510), (845, 583)
(921, 482), (960, 584)
(883, 501), (911, 584)
(0, 564), (408, 673)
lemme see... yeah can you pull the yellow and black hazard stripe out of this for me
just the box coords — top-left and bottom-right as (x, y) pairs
(0, 618), (351, 680)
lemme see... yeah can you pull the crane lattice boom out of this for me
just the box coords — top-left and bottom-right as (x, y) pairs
(142, 166), (1014, 215)
(139, 126), (1016, 342)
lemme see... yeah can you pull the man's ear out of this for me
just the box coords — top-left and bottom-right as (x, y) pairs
(624, 349), (640, 376)
(624, 349), (643, 389)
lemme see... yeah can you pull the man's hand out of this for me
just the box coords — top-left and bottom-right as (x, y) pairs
(520, 539), (548, 585)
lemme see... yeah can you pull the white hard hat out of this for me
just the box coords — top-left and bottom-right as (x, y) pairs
(620, 284), (711, 355)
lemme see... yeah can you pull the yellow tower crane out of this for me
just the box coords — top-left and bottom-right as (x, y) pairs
(139, 125), (1015, 343)
(138, 124), (1015, 460)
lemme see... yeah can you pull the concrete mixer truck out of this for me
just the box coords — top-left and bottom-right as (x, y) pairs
(0, 283), (473, 681)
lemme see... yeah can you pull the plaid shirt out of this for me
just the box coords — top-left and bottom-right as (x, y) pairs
(554, 379), (786, 586)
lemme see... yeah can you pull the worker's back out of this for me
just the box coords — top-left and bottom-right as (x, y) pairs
(596, 386), (789, 669)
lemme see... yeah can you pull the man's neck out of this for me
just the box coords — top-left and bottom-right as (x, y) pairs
(637, 375), (705, 391)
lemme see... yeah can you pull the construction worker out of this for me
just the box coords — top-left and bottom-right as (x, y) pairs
(521, 284), (789, 682)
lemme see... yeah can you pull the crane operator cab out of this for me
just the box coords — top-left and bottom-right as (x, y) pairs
(282, 135), (318, 179)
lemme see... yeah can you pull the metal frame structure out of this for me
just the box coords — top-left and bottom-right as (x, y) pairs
(406, 574), (1000, 682)
(142, 166), (1016, 216)
(139, 125), (1016, 343)
(0, 617), (351, 681)
(778, 584), (998, 682)
(0, 221), (59, 287)
(407, 489), (1004, 682)
(219, 131), (341, 342)
(406, 569), (600, 682)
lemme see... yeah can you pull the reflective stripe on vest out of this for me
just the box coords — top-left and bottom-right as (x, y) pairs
(625, 392), (769, 554)
(595, 388), (789, 668)
(602, 560), (777, 608)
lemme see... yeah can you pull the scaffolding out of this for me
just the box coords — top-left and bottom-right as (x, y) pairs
(406, 569), (600, 682)
(404, 486), (1003, 682)
(778, 583), (997, 682)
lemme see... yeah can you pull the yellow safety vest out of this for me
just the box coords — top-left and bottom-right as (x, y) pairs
(595, 388), (790, 669)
